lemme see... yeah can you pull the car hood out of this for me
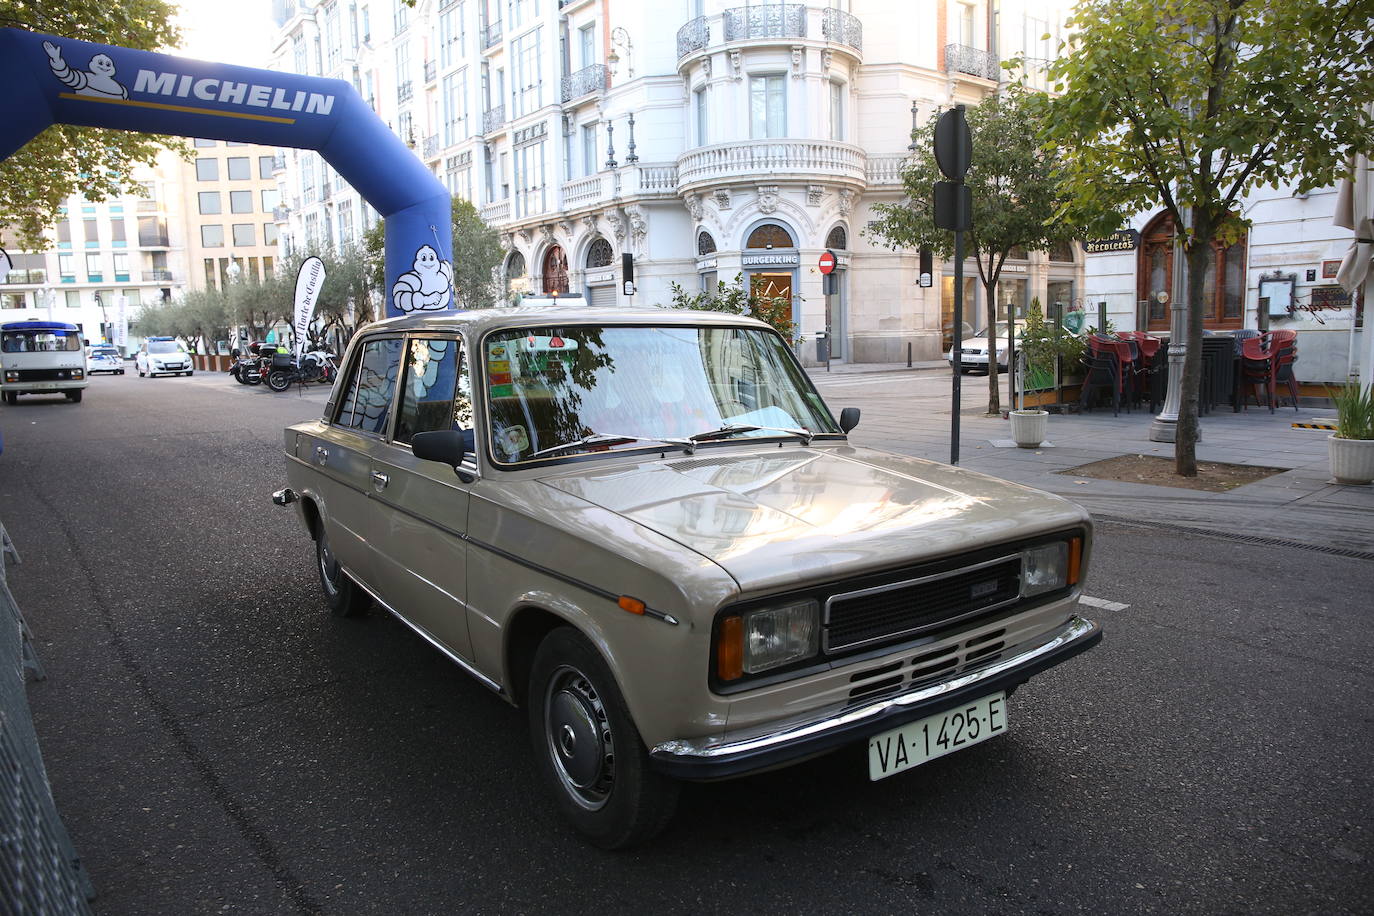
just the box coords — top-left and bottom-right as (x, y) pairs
(540, 445), (1088, 593)
(149, 352), (189, 362)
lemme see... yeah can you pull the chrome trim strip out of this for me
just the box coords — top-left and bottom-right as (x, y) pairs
(350, 575), (504, 694)
(822, 553), (1022, 652)
(653, 615), (1096, 760)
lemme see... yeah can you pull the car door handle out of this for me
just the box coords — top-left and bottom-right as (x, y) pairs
(371, 471), (390, 489)
(314, 445), (329, 465)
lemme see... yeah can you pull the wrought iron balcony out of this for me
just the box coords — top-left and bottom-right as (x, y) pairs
(677, 16), (709, 59)
(722, 4), (805, 42)
(272, 154), (286, 173)
(482, 105), (506, 133)
(944, 44), (1001, 81)
(272, 206), (291, 221)
(424, 60), (437, 83)
(482, 19), (503, 49)
(561, 64), (607, 103)
(142, 269), (174, 282)
(821, 8), (862, 53)
(423, 135), (440, 159)
(397, 80), (414, 103)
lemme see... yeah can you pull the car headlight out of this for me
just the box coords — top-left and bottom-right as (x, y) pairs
(71, 369), (84, 379)
(1020, 538), (1083, 597)
(4, 370), (18, 382)
(717, 599), (820, 680)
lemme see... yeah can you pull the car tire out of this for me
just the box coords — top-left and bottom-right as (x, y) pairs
(118, 369), (125, 375)
(528, 627), (680, 849)
(316, 530), (369, 618)
(187, 370), (194, 376)
(66, 390), (82, 403)
(2, 391), (15, 405)
(138, 368), (145, 377)
(267, 370), (292, 392)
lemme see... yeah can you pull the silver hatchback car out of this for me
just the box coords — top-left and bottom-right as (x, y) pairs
(276, 308), (1101, 847)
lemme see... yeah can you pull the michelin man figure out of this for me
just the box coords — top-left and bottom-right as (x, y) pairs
(43, 41), (128, 99)
(392, 244), (454, 313)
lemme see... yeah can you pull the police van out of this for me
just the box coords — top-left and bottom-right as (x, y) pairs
(1, 320), (89, 404)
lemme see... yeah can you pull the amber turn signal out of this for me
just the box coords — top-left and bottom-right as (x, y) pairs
(1067, 536), (1083, 586)
(618, 595), (646, 615)
(717, 615), (744, 681)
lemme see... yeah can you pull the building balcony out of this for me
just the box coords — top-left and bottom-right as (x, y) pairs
(272, 154), (287, 174)
(481, 199), (511, 223)
(423, 135), (440, 160)
(820, 8), (862, 52)
(676, 139), (866, 193)
(677, 17), (709, 59)
(272, 206), (291, 221)
(137, 235), (171, 248)
(482, 19), (503, 50)
(398, 80), (414, 103)
(424, 60), (437, 84)
(561, 174), (605, 209)
(678, 6), (861, 65)
(944, 44), (1001, 82)
(482, 105), (506, 134)
(142, 269), (174, 282)
(864, 155), (907, 187)
(561, 64), (607, 104)
(723, 4), (806, 42)
(2, 269), (46, 285)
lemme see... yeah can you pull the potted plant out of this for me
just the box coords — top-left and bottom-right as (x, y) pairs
(1327, 382), (1374, 485)
(1009, 300), (1084, 447)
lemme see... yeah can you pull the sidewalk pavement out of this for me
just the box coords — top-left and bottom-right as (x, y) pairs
(807, 362), (1374, 555)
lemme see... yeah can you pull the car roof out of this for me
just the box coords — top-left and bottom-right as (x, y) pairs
(3, 320), (80, 331)
(358, 306), (774, 338)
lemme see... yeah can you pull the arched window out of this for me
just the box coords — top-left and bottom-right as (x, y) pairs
(825, 225), (848, 250)
(697, 230), (717, 255)
(1049, 239), (1076, 262)
(746, 223), (794, 249)
(1138, 212), (1246, 330)
(542, 245), (569, 294)
(506, 251), (526, 277)
(586, 237), (613, 268)
(1008, 245), (1029, 260)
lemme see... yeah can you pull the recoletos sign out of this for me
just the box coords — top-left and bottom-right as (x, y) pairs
(1083, 230), (1140, 254)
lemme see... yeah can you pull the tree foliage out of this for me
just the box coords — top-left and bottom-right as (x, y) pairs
(0, 1), (185, 248)
(132, 287), (228, 354)
(666, 273), (796, 340)
(1036, 0), (1374, 474)
(867, 88), (1081, 415)
(362, 197), (504, 310)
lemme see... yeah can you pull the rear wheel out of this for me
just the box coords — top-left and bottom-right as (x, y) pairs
(528, 628), (679, 849)
(66, 390), (82, 403)
(2, 391), (15, 405)
(267, 370), (292, 392)
(316, 530), (369, 618)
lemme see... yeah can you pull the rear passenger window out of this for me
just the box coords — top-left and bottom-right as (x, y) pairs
(335, 337), (403, 435)
(394, 337), (473, 446)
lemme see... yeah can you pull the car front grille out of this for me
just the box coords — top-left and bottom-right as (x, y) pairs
(13, 368), (78, 381)
(824, 556), (1022, 653)
(846, 628), (1008, 703)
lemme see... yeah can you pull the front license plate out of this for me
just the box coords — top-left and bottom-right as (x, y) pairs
(868, 692), (1007, 781)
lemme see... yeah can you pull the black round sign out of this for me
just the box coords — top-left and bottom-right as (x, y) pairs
(934, 105), (972, 181)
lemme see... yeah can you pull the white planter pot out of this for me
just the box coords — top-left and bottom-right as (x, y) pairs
(1010, 409), (1049, 448)
(1329, 435), (1374, 485)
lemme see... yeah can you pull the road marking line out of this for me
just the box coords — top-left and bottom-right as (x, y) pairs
(1079, 595), (1129, 612)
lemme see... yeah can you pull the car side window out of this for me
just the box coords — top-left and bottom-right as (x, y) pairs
(393, 337), (474, 449)
(334, 337), (404, 435)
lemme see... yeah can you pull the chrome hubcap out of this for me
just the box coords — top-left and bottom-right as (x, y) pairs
(544, 667), (613, 810)
(319, 539), (339, 597)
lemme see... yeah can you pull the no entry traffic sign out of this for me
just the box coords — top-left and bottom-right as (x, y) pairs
(818, 250), (837, 274)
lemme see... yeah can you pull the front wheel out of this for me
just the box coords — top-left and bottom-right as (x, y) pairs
(316, 530), (369, 618)
(528, 628), (679, 849)
(66, 389), (83, 403)
(267, 370), (292, 392)
(2, 391), (15, 405)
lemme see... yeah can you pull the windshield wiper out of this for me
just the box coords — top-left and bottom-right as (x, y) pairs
(688, 424), (815, 447)
(529, 432), (693, 460)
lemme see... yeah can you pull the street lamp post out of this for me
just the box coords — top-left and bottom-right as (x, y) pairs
(1149, 208), (1192, 442)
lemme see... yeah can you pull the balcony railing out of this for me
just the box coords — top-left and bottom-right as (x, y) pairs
(677, 16), (709, 59)
(2, 269), (46, 285)
(397, 80), (414, 103)
(272, 206), (291, 221)
(138, 234), (170, 247)
(482, 105), (506, 133)
(637, 164), (679, 194)
(423, 135), (440, 159)
(481, 199), (511, 223)
(821, 8), (862, 53)
(865, 155), (907, 186)
(424, 60), (437, 83)
(272, 154), (286, 173)
(944, 44), (1001, 81)
(482, 19), (503, 49)
(561, 64), (607, 103)
(142, 269), (174, 282)
(677, 139), (865, 188)
(722, 4), (805, 42)
(561, 174), (605, 208)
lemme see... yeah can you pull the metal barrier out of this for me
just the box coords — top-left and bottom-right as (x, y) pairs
(0, 520), (95, 913)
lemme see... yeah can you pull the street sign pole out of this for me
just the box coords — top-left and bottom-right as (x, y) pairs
(933, 104), (972, 465)
(952, 232), (963, 464)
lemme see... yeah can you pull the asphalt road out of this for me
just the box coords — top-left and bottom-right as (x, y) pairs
(2, 369), (1371, 915)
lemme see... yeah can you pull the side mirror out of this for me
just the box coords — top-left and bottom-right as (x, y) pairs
(839, 407), (861, 433)
(411, 429), (468, 469)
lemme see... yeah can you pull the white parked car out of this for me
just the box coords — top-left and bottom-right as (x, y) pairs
(136, 337), (193, 377)
(87, 345), (125, 375)
(945, 323), (1025, 374)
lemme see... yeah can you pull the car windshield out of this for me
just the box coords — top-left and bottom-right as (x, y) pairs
(148, 340), (180, 354)
(483, 324), (840, 464)
(91, 347), (118, 357)
(2, 329), (82, 352)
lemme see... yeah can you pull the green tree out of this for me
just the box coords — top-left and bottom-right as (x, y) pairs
(0, 1), (185, 247)
(1037, 0), (1374, 475)
(867, 88), (1080, 416)
(362, 197), (504, 311)
(666, 273), (795, 340)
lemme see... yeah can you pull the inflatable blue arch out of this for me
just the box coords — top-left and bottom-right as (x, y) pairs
(0, 28), (452, 319)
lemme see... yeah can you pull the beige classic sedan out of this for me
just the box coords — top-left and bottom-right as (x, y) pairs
(274, 307), (1101, 848)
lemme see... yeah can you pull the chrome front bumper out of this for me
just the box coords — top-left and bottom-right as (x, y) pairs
(650, 615), (1101, 780)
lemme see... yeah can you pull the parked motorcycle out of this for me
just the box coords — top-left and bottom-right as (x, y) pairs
(267, 349), (337, 392)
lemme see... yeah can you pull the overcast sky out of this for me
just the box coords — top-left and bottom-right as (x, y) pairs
(172, 0), (277, 68)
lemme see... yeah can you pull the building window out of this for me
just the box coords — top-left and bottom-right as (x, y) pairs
(586, 237), (613, 268)
(514, 139), (545, 218)
(198, 192), (221, 215)
(746, 223), (794, 249)
(826, 225), (847, 250)
(202, 225), (225, 248)
(83, 218), (99, 248)
(227, 157), (251, 180)
(581, 123), (597, 177)
(230, 190), (254, 214)
(111, 219), (127, 247)
(959, 2), (976, 47)
(59, 254), (75, 281)
(542, 245), (568, 294)
(695, 88), (707, 146)
(263, 222), (279, 246)
(194, 138), (216, 147)
(196, 158), (219, 181)
(325, 1), (342, 70)
(113, 252), (129, 281)
(259, 155), (276, 179)
(65, 290), (81, 309)
(1049, 239), (1076, 262)
(86, 253), (102, 281)
(578, 24), (595, 68)
(1138, 212), (1247, 329)
(749, 75), (786, 139)
(232, 224), (256, 247)
(443, 69), (468, 145)
(830, 81), (844, 141)
(512, 29), (541, 117)
(261, 189), (281, 212)
(506, 250), (526, 280)
(697, 231), (717, 255)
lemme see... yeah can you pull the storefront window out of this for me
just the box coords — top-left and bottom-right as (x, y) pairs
(996, 279), (1028, 321)
(1138, 212), (1246, 329)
